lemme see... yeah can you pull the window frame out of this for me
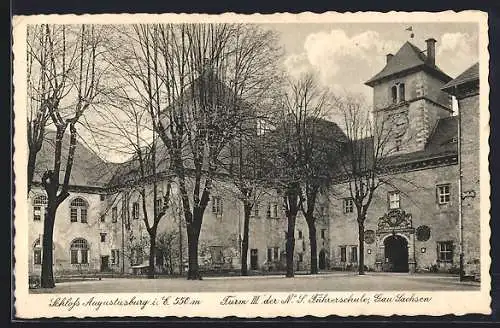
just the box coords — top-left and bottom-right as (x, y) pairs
(350, 246), (358, 263)
(212, 196), (223, 216)
(437, 241), (453, 263)
(343, 198), (354, 214)
(70, 197), (89, 224)
(70, 238), (89, 265)
(33, 238), (42, 265)
(340, 246), (347, 262)
(437, 184), (451, 205)
(132, 202), (140, 219)
(388, 191), (401, 209)
(33, 195), (47, 221)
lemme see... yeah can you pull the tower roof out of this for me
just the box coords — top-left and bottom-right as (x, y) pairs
(365, 41), (452, 87)
(441, 62), (479, 93)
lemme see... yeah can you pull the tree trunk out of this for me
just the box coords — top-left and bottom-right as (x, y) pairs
(40, 205), (56, 288)
(358, 220), (365, 275)
(306, 217), (318, 274)
(147, 231), (156, 279)
(186, 224), (202, 280)
(240, 202), (251, 276)
(286, 213), (296, 278)
(27, 148), (38, 193)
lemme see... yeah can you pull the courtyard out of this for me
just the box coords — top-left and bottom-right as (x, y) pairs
(31, 272), (480, 294)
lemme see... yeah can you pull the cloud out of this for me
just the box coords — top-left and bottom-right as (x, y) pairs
(284, 29), (400, 101)
(437, 32), (478, 77)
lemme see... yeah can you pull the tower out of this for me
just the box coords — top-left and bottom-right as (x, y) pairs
(365, 39), (453, 155)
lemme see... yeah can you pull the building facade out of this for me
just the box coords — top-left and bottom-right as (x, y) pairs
(27, 40), (481, 279)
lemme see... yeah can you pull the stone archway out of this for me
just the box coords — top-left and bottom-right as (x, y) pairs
(383, 234), (409, 272)
(375, 209), (416, 273)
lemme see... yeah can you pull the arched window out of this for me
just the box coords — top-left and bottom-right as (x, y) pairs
(399, 83), (406, 102)
(70, 238), (89, 264)
(70, 197), (88, 223)
(33, 195), (48, 221)
(33, 238), (42, 265)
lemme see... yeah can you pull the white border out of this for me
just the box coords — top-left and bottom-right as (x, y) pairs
(12, 11), (491, 318)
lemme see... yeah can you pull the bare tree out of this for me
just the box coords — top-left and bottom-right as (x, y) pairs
(265, 73), (341, 277)
(284, 75), (342, 275)
(107, 24), (278, 280)
(95, 86), (172, 278)
(336, 96), (395, 275)
(26, 24), (107, 288)
(218, 26), (283, 276)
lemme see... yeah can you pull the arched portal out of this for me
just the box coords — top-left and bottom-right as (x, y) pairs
(383, 235), (409, 272)
(318, 249), (327, 270)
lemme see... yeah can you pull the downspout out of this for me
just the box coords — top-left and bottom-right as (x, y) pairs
(456, 88), (465, 281)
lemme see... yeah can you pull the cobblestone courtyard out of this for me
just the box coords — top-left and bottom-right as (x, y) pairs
(31, 272), (480, 294)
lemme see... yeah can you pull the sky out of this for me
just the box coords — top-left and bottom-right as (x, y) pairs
(79, 22), (480, 163)
(263, 22), (479, 102)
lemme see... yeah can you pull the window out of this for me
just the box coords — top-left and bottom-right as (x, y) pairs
(399, 83), (406, 101)
(132, 202), (140, 219)
(131, 247), (143, 266)
(33, 195), (47, 221)
(155, 198), (163, 212)
(343, 198), (354, 214)
(340, 246), (347, 262)
(388, 191), (401, 209)
(70, 238), (89, 264)
(112, 207), (118, 223)
(267, 248), (273, 262)
(111, 249), (119, 265)
(100, 233), (107, 243)
(391, 83), (406, 104)
(350, 246), (358, 263)
(391, 85), (398, 103)
(437, 184), (451, 205)
(70, 197), (88, 223)
(273, 247), (279, 261)
(100, 194), (105, 201)
(302, 240), (306, 251)
(395, 138), (402, 152)
(268, 202), (279, 218)
(33, 238), (42, 265)
(437, 241), (453, 262)
(298, 230), (303, 239)
(253, 203), (259, 217)
(321, 229), (326, 240)
(212, 197), (223, 216)
(298, 253), (304, 262)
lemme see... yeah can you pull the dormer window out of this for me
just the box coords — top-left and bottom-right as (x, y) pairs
(391, 83), (406, 104)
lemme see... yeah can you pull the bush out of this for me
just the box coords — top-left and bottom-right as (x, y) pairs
(29, 275), (41, 289)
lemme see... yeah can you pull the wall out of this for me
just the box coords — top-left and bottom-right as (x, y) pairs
(28, 188), (104, 275)
(458, 92), (481, 277)
(373, 71), (452, 155)
(328, 163), (460, 272)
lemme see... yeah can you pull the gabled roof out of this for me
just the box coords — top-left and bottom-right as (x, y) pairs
(365, 41), (452, 87)
(33, 131), (120, 188)
(386, 116), (457, 165)
(442, 62), (479, 92)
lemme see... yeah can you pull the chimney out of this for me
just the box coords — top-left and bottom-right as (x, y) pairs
(386, 53), (394, 64)
(425, 38), (437, 66)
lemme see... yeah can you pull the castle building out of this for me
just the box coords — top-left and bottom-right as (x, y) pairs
(27, 39), (481, 279)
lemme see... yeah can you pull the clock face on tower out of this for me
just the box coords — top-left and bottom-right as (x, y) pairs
(391, 112), (409, 137)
